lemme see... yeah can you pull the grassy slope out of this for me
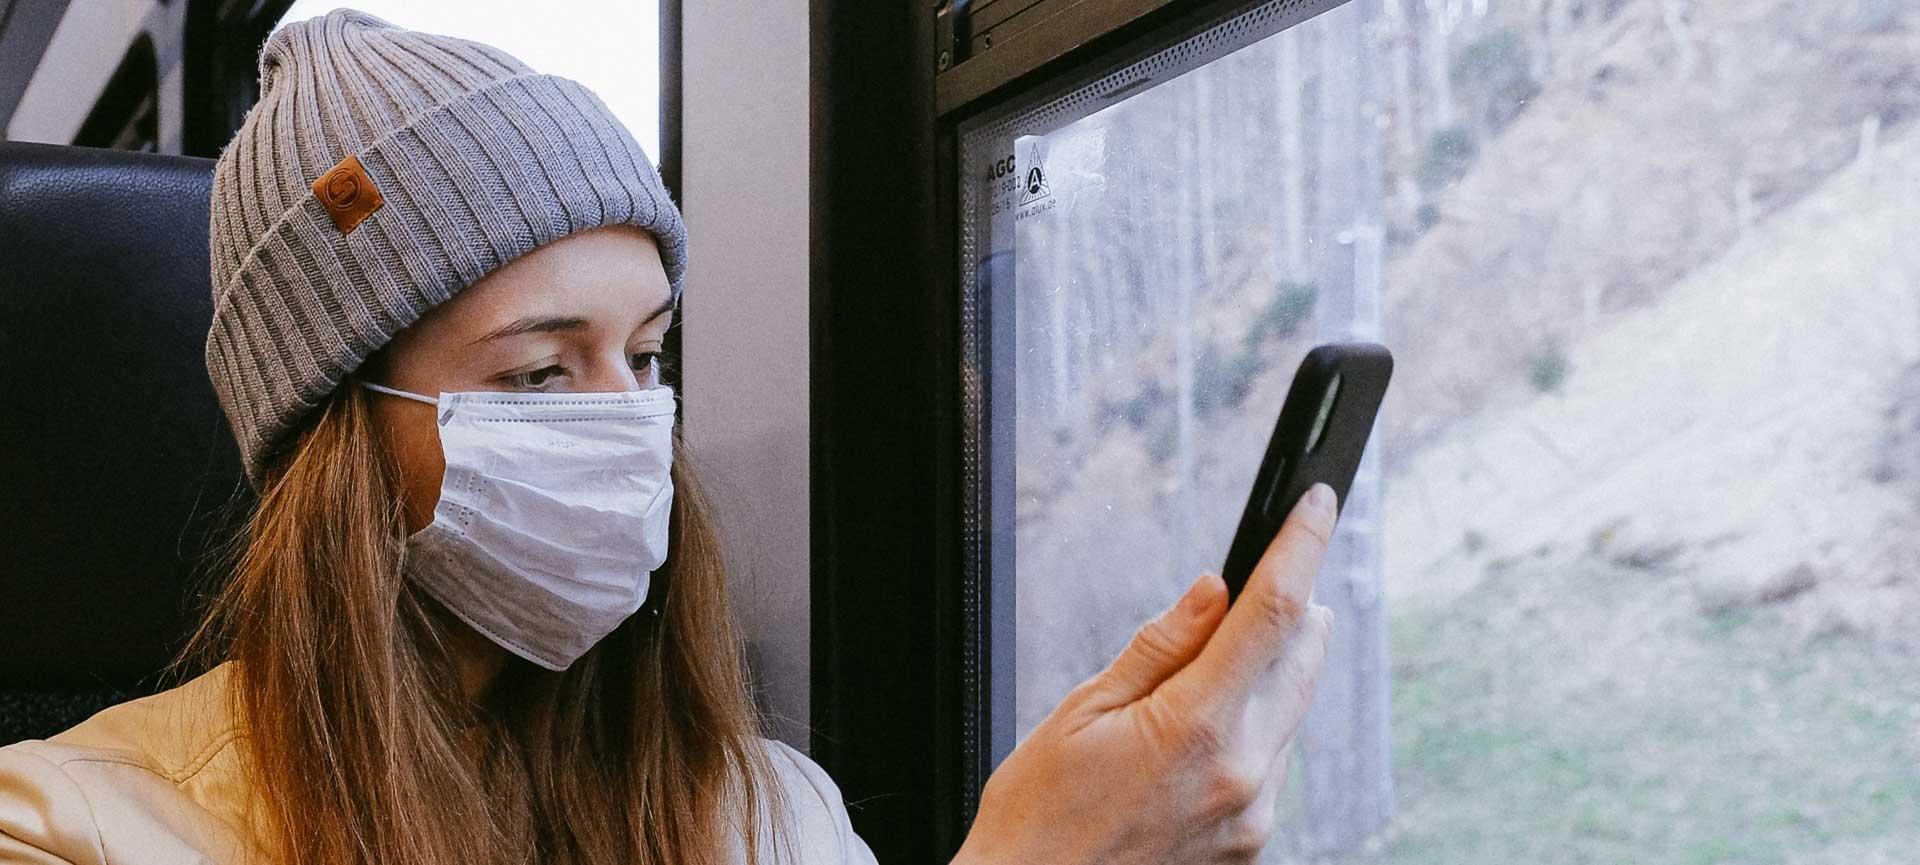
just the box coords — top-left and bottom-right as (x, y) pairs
(1361, 557), (1920, 865)
(1273, 117), (1920, 865)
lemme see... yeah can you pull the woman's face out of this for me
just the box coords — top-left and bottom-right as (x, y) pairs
(365, 224), (675, 534)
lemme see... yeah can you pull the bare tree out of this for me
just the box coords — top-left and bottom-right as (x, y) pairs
(1422, 0), (1459, 131)
(1171, 84), (1201, 584)
(1194, 67), (1223, 287)
(1381, 0), (1423, 225)
(1276, 27), (1309, 280)
(1299, 0), (1395, 854)
(1662, 0), (1698, 78)
(1050, 201), (1075, 423)
(1544, 0), (1575, 77)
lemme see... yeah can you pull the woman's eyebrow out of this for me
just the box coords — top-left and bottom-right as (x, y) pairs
(469, 315), (589, 345)
(470, 297), (674, 346)
(640, 295), (675, 325)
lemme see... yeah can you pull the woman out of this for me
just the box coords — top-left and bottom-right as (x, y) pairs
(0, 8), (1339, 865)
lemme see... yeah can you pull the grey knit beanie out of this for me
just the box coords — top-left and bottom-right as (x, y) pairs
(206, 7), (687, 488)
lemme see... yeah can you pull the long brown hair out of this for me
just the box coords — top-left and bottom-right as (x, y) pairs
(174, 373), (798, 865)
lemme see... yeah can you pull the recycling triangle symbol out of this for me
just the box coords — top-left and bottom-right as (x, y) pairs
(1017, 142), (1052, 207)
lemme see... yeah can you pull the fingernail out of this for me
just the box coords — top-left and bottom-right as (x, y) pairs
(1178, 573), (1213, 616)
(1303, 482), (1336, 518)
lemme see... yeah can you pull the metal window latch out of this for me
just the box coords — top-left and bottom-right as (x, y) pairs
(935, 0), (974, 73)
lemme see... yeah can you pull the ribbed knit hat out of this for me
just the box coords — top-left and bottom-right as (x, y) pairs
(206, 7), (686, 488)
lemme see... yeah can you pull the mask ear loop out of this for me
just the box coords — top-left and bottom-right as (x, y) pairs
(359, 380), (441, 405)
(642, 517), (670, 623)
(642, 577), (666, 622)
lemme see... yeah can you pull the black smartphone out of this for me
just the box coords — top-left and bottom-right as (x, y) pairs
(1220, 342), (1394, 604)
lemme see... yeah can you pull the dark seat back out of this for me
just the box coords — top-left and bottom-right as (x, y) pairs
(0, 140), (248, 744)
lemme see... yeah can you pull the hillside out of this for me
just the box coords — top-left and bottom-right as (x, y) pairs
(1378, 0), (1920, 451)
(1382, 118), (1920, 648)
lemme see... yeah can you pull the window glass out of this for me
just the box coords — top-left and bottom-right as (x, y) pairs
(274, 1), (662, 163)
(73, 37), (160, 152)
(958, 0), (1920, 859)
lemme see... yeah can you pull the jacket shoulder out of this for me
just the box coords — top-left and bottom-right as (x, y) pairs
(0, 665), (249, 864)
(0, 742), (106, 864)
(757, 737), (878, 865)
(38, 663), (239, 781)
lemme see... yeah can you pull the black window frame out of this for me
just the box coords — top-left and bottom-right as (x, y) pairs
(809, 0), (1357, 861)
(72, 34), (160, 152)
(183, 0), (296, 158)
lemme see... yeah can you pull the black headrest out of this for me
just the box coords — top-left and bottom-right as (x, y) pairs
(0, 140), (249, 691)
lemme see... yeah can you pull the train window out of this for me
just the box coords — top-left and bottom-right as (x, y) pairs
(958, 0), (1920, 860)
(273, 1), (664, 163)
(72, 36), (159, 152)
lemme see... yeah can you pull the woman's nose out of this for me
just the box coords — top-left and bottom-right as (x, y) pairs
(578, 352), (647, 393)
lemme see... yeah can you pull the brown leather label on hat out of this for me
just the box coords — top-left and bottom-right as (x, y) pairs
(312, 154), (383, 234)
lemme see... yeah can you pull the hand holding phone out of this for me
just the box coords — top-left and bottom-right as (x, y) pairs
(957, 348), (1377, 865)
(954, 342), (1392, 865)
(1221, 342), (1393, 604)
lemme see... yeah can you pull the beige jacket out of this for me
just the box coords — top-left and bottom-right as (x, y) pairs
(0, 663), (877, 864)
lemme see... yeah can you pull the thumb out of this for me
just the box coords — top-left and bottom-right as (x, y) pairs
(1081, 572), (1228, 711)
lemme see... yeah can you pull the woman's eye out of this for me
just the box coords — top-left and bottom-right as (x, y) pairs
(631, 351), (661, 381)
(507, 364), (566, 389)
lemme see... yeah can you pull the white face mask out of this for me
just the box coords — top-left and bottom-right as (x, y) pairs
(359, 379), (678, 671)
